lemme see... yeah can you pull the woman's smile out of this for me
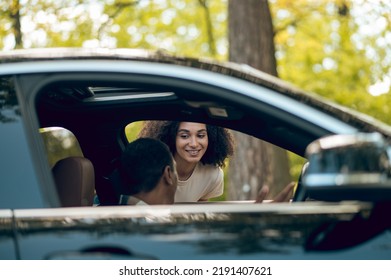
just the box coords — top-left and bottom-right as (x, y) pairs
(186, 149), (202, 156)
(175, 122), (208, 165)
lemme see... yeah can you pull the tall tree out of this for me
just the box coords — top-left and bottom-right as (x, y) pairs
(271, 0), (391, 124)
(227, 0), (291, 200)
(0, 0), (23, 49)
(9, 0), (22, 48)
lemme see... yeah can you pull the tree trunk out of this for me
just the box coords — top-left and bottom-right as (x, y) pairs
(198, 0), (217, 56)
(10, 0), (22, 49)
(227, 0), (291, 200)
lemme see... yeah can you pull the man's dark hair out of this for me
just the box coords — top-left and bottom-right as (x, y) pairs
(119, 137), (174, 195)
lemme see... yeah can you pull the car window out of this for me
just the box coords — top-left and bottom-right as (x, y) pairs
(124, 120), (306, 199)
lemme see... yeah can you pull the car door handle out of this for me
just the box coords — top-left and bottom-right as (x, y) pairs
(45, 245), (158, 260)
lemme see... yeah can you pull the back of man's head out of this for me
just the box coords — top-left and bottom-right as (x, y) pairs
(119, 137), (174, 195)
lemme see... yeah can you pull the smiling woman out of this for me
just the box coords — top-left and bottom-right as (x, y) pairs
(175, 122), (209, 179)
(138, 120), (235, 202)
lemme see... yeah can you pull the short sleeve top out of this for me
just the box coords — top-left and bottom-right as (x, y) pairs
(174, 163), (224, 203)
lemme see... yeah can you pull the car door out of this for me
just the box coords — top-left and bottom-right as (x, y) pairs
(10, 203), (391, 260)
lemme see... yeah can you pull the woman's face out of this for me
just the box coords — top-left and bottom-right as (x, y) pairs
(174, 122), (208, 165)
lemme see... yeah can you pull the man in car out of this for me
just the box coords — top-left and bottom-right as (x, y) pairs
(118, 137), (178, 205)
(117, 137), (293, 205)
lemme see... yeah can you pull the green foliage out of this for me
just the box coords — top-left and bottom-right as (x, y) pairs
(40, 127), (84, 168)
(271, 0), (391, 125)
(2, 0), (389, 122)
(104, 0), (227, 60)
(124, 121), (144, 143)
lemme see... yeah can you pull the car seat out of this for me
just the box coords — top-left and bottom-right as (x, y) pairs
(52, 156), (95, 207)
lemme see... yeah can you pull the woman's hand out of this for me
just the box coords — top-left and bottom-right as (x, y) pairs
(255, 182), (295, 203)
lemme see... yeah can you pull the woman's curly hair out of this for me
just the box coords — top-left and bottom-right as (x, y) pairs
(138, 121), (234, 167)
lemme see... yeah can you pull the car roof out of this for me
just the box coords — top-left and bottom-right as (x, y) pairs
(1, 47), (390, 140)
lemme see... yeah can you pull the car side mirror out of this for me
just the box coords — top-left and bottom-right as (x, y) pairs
(302, 132), (391, 201)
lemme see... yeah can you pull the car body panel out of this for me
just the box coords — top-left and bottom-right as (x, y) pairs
(2, 59), (356, 136)
(10, 203), (391, 260)
(1, 48), (390, 137)
(0, 210), (17, 259)
(0, 80), (46, 209)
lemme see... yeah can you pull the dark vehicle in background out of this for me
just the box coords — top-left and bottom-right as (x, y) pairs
(1, 48), (391, 259)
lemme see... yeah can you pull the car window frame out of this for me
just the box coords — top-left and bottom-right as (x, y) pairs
(6, 59), (360, 209)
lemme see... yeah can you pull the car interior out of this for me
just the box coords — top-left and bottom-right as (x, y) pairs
(31, 72), (326, 206)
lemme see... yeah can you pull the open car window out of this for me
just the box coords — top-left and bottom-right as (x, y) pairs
(31, 71), (321, 206)
(123, 120), (306, 202)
